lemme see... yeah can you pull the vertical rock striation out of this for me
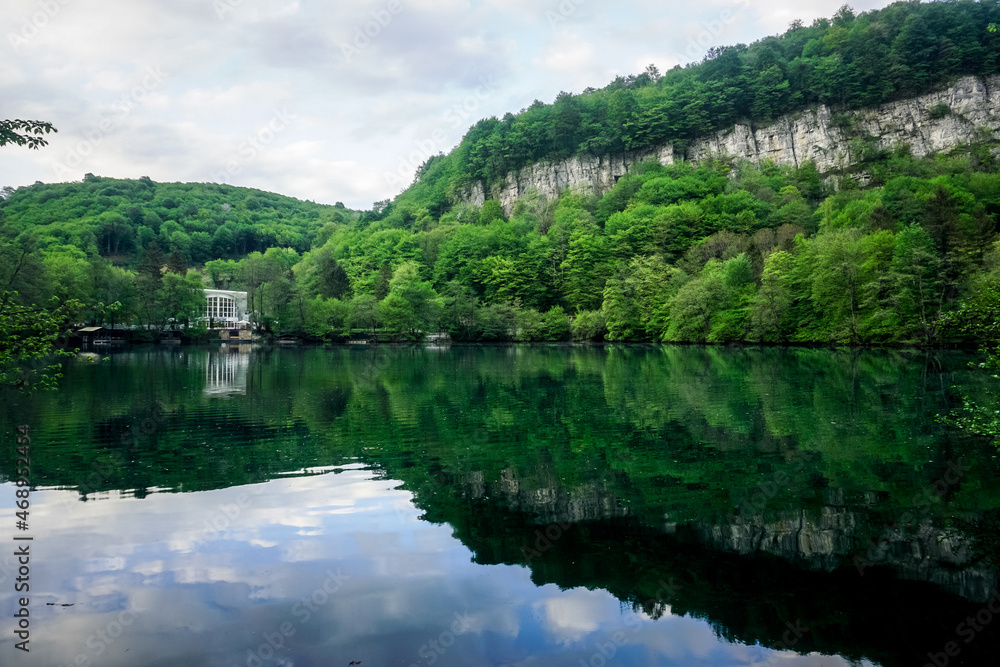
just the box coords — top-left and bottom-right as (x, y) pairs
(461, 75), (1000, 214)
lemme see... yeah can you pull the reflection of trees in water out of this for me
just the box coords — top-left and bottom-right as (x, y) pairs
(4, 345), (1000, 665)
(4, 347), (1000, 602)
(440, 502), (1000, 667)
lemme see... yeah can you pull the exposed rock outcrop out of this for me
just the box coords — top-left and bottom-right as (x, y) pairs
(464, 470), (997, 602)
(461, 75), (1000, 214)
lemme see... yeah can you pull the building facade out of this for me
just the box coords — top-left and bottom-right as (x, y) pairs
(203, 289), (249, 327)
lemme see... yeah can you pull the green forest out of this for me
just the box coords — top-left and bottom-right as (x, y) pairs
(5, 149), (1000, 346)
(2, 1), (1000, 348)
(398, 0), (1000, 205)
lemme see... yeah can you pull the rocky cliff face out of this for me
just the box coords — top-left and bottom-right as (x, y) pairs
(687, 506), (997, 603)
(462, 470), (997, 602)
(462, 75), (1000, 214)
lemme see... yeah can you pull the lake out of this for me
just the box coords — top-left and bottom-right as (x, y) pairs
(1, 344), (999, 666)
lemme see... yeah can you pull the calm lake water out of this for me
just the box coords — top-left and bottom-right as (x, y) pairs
(1, 345), (999, 666)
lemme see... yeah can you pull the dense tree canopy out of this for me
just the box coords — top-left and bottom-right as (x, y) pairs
(5, 2), (1000, 348)
(391, 0), (1000, 203)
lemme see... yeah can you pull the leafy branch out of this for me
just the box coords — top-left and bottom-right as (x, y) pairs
(0, 291), (81, 392)
(0, 119), (57, 150)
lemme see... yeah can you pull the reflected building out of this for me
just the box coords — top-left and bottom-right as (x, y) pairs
(204, 346), (251, 396)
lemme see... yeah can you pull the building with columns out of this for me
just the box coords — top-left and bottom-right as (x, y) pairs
(203, 289), (249, 327)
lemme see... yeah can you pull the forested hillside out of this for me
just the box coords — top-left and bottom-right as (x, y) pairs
(0, 175), (357, 331)
(3, 1), (1000, 346)
(390, 0), (1000, 214)
(4, 148), (999, 345)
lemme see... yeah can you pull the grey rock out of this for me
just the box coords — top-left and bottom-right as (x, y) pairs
(460, 75), (1000, 214)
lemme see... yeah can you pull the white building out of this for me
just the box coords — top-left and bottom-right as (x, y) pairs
(203, 289), (249, 326)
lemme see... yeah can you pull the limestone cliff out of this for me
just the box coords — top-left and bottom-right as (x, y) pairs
(459, 469), (996, 602)
(461, 75), (1000, 214)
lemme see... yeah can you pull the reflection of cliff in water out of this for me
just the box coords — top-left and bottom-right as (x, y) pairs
(7, 345), (1000, 666)
(448, 466), (997, 603)
(426, 476), (1000, 667)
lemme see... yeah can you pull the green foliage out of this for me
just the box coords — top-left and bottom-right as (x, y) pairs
(0, 292), (80, 391)
(9, 2), (1000, 353)
(379, 261), (443, 340)
(404, 0), (1000, 199)
(0, 119), (56, 150)
(571, 310), (607, 341)
(8, 147), (1000, 349)
(0, 176), (352, 263)
(927, 102), (951, 120)
(940, 278), (1000, 447)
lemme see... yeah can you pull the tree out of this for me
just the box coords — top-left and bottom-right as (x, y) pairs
(750, 251), (796, 341)
(379, 261), (442, 339)
(602, 268), (644, 341)
(315, 248), (351, 300)
(135, 242), (166, 326)
(0, 118), (71, 390)
(348, 294), (380, 335)
(561, 224), (610, 313)
(374, 263), (392, 300)
(440, 280), (479, 340)
(891, 223), (941, 342)
(0, 292), (80, 391)
(809, 229), (865, 341)
(479, 200), (506, 225)
(940, 279), (1000, 447)
(0, 119), (56, 149)
(205, 259), (240, 289)
(237, 252), (271, 326)
(161, 271), (207, 326)
(751, 66), (792, 121)
(665, 263), (726, 342)
(166, 251), (188, 274)
(542, 306), (571, 341)
(304, 297), (349, 340)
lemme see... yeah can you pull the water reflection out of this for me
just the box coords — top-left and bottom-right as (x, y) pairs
(0, 345), (998, 665)
(203, 345), (251, 396)
(0, 469), (867, 666)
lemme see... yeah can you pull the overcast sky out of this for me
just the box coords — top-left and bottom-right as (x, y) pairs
(2, 0), (892, 210)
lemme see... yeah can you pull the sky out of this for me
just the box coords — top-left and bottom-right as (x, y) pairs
(1, 0), (894, 210)
(0, 471), (872, 666)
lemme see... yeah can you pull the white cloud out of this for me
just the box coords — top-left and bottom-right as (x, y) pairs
(0, 0), (901, 208)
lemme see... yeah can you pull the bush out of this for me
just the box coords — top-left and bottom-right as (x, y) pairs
(571, 310), (608, 341)
(927, 102), (951, 120)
